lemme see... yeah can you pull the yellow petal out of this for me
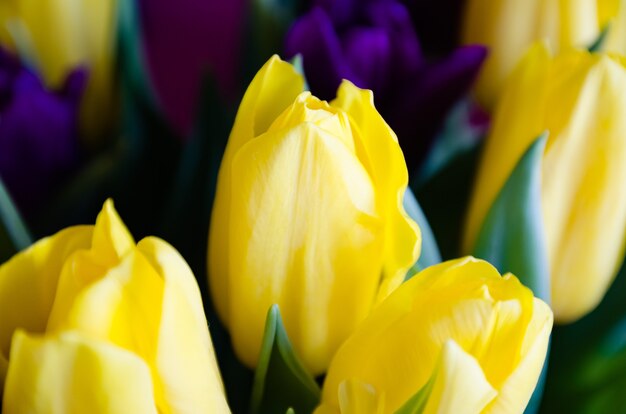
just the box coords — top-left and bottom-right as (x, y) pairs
(0, 225), (93, 390)
(47, 251), (165, 366)
(317, 341), (498, 414)
(319, 257), (550, 414)
(3, 330), (157, 414)
(208, 55), (304, 325)
(484, 298), (552, 414)
(137, 237), (231, 413)
(423, 340), (497, 414)
(227, 121), (383, 374)
(46, 251), (172, 412)
(541, 53), (626, 322)
(338, 379), (386, 414)
(601, 0), (626, 54)
(331, 80), (421, 301)
(48, 240), (229, 412)
(91, 199), (135, 265)
(462, 0), (601, 108)
(46, 200), (136, 331)
(268, 92), (348, 140)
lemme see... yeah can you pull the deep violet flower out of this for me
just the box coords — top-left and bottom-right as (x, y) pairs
(285, 0), (486, 171)
(0, 49), (86, 213)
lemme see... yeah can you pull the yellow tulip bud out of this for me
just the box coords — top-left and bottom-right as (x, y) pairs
(0, 200), (230, 413)
(464, 45), (626, 323)
(462, 0), (626, 109)
(315, 257), (553, 414)
(0, 0), (117, 141)
(208, 56), (421, 375)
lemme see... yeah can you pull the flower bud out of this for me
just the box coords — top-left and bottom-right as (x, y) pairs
(464, 45), (626, 322)
(316, 257), (553, 414)
(208, 56), (421, 375)
(0, 200), (230, 412)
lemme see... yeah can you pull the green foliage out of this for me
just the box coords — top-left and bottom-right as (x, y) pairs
(251, 305), (321, 414)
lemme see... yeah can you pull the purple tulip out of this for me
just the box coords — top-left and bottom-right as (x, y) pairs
(285, 0), (486, 170)
(0, 49), (86, 214)
(140, 0), (245, 135)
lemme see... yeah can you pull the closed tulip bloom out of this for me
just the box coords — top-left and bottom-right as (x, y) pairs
(208, 56), (421, 375)
(462, 0), (626, 109)
(464, 45), (626, 323)
(0, 200), (230, 413)
(316, 257), (553, 414)
(0, 0), (117, 141)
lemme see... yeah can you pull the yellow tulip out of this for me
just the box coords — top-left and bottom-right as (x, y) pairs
(464, 45), (626, 323)
(208, 55), (421, 375)
(0, 0), (117, 141)
(316, 257), (553, 414)
(462, 0), (626, 109)
(0, 200), (230, 413)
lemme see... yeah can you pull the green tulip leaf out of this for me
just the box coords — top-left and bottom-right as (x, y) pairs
(0, 178), (32, 263)
(250, 305), (321, 414)
(247, 0), (305, 78)
(471, 133), (549, 414)
(117, 0), (158, 108)
(589, 24), (611, 53)
(403, 188), (442, 279)
(472, 132), (550, 302)
(415, 100), (485, 187)
(289, 54), (310, 91)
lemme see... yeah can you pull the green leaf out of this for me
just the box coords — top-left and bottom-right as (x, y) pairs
(289, 54), (309, 91)
(589, 24), (611, 53)
(472, 133), (550, 303)
(251, 305), (321, 414)
(117, 0), (158, 108)
(245, 0), (304, 78)
(415, 100), (485, 187)
(0, 178), (32, 262)
(395, 369), (436, 414)
(471, 134), (550, 414)
(403, 188), (441, 278)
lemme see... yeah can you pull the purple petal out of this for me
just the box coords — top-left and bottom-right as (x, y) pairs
(366, 0), (422, 76)
(382, 45), (488, 169)
(0, 57), (83, 213)
(342, 27), (391, 93)
(313, 0), (360, 27)
(415, 45), (488, 110)
(284, 7), (354, 100)
(139, 0), (245, 134)
(60, 67), (89, 104)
